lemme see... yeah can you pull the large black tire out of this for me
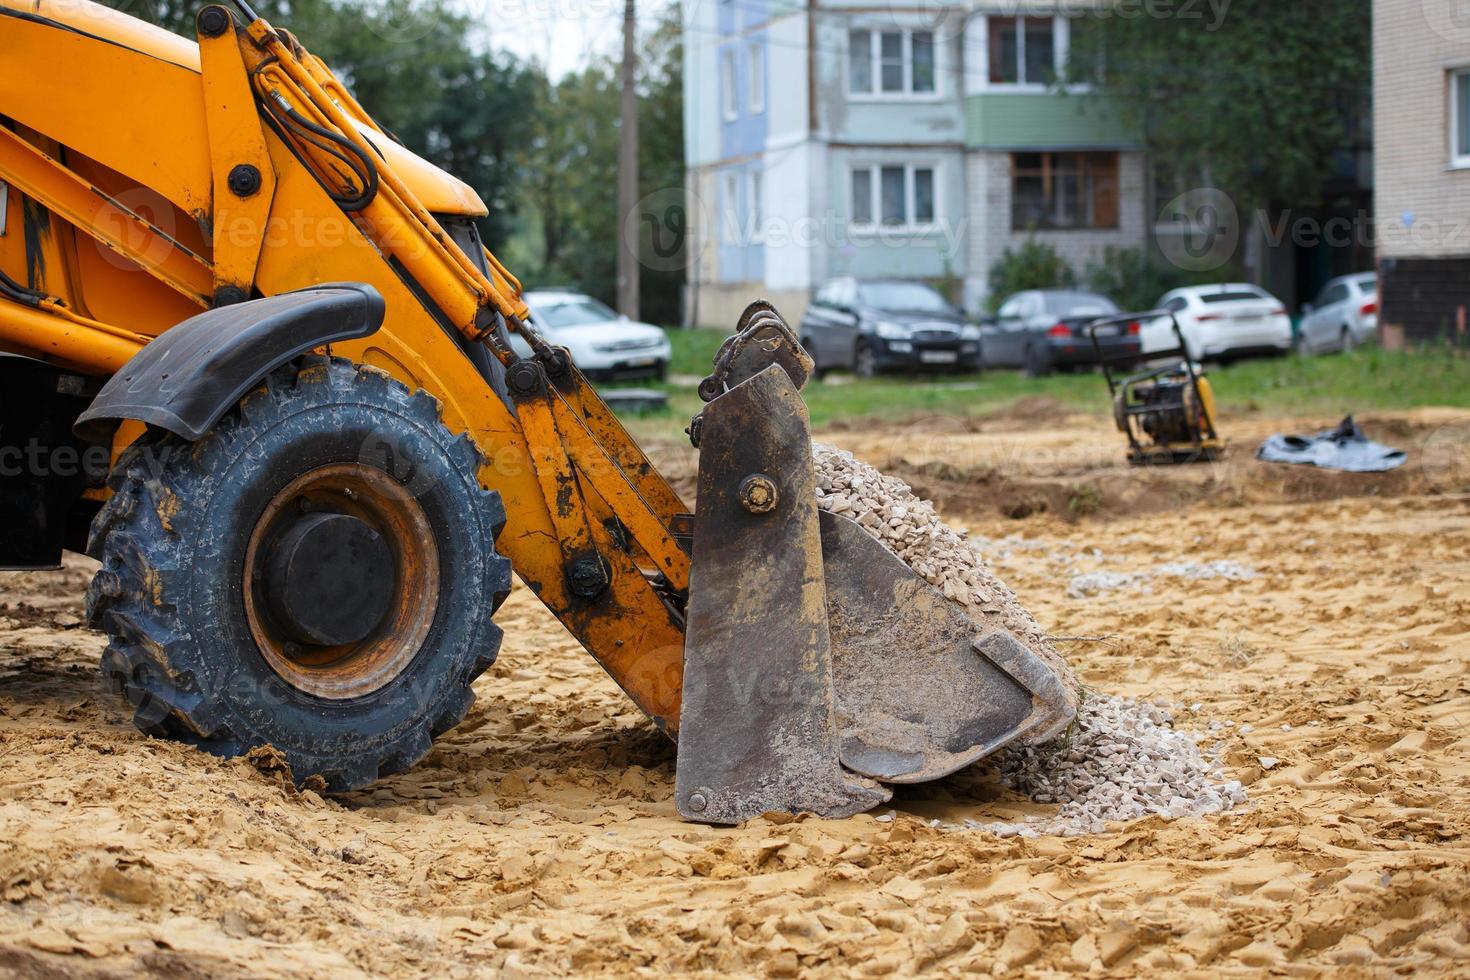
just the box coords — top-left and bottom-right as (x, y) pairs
(854, 340), (877, 378)
(86, 356), (511, 791)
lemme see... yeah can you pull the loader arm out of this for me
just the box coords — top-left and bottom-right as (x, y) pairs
(0, 0), (693, 729)
(0, 0), (1074, 818)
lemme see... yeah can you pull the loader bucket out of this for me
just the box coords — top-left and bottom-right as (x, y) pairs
(675, 308), (1074, 825)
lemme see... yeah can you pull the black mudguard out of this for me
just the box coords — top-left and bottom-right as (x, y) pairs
(74, 283), (385, 442)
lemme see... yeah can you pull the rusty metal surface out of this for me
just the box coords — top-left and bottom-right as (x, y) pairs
(676, 365), (888, 824)
(242, 463), (439, 701)
(697, 301), (814, 402)
(821, 511), (1075, 784)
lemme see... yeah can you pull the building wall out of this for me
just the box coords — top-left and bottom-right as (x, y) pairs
(690, 285), (814, 334)
(1372, 0), (1470, 261)
(823, 145), (968, 281)
(964, 150), (1148, 312)
(965, 92), (1137, 150)
(683, 0), (1149, 325)
(812, 11), (965, 144)
(1372, 0), (1470, 342)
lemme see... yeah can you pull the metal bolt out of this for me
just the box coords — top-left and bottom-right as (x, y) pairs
(196, 5), (231, 37)
(738, 473), (778, 514)
(687, 791), (708, 813)
(227, 164), (262, 198)
(567, 556), (608, 599)
(505, 360), (543, 396)
(212, 285), (248, 308)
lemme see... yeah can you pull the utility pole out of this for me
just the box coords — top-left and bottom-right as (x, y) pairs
(616, 0), (640, 321)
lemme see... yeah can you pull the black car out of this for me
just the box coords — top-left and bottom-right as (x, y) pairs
(984, 290), (1141, 376)
(798, 278), (982, 377)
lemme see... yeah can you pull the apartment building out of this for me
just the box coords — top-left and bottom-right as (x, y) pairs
(682, 0), (1148, 327)
(1373, 0), (1470, 344)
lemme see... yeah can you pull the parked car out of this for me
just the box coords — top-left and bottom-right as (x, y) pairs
(1298, 273), (1378, 354)
(983, 290), (1140, 377)
(1145, 284), (1292, 362)
(513, 290), (672, 381)
(798, 278), (982, 377)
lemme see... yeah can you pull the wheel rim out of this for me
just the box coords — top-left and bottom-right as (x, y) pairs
(856, 344), (874, 376)
(1342, 329), (1355, 352)
(243, 463), (440, 700)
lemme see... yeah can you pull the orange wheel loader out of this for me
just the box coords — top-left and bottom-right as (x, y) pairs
(0, 0), (1072, 823)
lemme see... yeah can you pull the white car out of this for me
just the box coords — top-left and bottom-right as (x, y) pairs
(512, 290), (672, 381)
(1146, 284), (1293, 362)
(1297, 273), (1378, 355)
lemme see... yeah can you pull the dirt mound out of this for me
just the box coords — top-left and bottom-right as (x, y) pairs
(855, 410), (1467, 524)
(3, 409), (1470, 975)
(825, 395), (1080, 437)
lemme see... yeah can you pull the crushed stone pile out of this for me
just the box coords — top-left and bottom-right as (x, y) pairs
(811, 444), (1246, 834)
(811, 443), (1080, 713)
(978, 695), (1247, 837)
(1068, 560), (1257, 599)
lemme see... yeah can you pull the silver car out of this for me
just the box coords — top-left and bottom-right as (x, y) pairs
(1298, 273), (1378, 354)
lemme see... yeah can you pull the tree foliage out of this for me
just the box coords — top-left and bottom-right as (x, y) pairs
(986, 240), (1076, 310)
(1082, 247), (1235, 312)
(1067, 1), (1371, 211)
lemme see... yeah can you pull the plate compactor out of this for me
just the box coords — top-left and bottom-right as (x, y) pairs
(1089, 313), (1225, 466)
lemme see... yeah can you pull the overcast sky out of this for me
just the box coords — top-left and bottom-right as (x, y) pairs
(473, 0), (674, 79)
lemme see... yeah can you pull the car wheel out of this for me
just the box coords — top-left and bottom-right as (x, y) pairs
(1023, 344), (1052, 378)
(854, 341), (877, 379)
(1340, 326), (1356, 353)
(1295, 330), (1312, 356)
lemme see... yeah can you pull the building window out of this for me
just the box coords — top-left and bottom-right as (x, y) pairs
(851, 164), (938, 228)
(1011, 152), (1118, 230)
(722, 171), (740, 244)
(851, 168), (873, 224)
(848, 29), (937, 97)
(748, 43), (765, 115)
(1453, 69), (1470, 167)
(989, 16), (1056, 85)
(721, 49), (738, 120)
(748, 171), (764, 240)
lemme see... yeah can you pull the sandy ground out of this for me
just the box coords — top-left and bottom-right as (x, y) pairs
(2, 405), (1469, 976)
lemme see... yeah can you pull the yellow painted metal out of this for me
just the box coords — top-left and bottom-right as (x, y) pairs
(0, 0), (694, 730)
(196, 20), (276, 299)
(0, 297), (146, 371)
(0, 126), (214, 306)
(242, 26), (526, 332)
(0, 1), (211, 218)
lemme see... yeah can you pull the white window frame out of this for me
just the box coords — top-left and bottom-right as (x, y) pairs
(721, 171), (741, 245)
(972, 14), (1068, 93)
(721, 48), (738, 121)
(846, 27), (942, 101)
(747, 42), (766, 115)
(848, 163), (940, 233)
(747, 170), (764, 242)
(1452, 68), (1470, 169)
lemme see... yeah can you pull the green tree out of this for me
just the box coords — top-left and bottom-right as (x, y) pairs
(986, 240), (1075, 311)
(515, 4), (686, 322)
(1082, 247), (1236, 312)
(634, 8), (687, 326)
(1066, 1), (1371, 214)
(517, 63), (621, 299)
